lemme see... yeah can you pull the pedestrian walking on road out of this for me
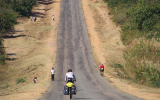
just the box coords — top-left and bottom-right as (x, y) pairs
(51, 67), (55, 81)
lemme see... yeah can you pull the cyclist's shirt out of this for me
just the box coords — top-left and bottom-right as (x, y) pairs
(100, 65), (104, 68)
(65, 72), (76, 81)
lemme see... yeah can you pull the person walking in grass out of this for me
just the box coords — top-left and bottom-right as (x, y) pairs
(51, 67), (55, 81)
(53, 15), (55, 20)
(31, 16), (33, 21)
(33, 77), (37, 83)
(34, 16), (36, 22)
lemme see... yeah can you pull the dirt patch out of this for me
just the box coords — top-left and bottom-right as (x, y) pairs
(0, 0), (60, 99)
(81, 0), (160, 100)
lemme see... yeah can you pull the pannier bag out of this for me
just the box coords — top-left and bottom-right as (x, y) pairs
(63, 85), (69, 95)
(72, 85), (76, 95)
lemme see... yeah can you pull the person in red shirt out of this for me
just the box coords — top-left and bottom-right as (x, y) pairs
(34, 16), (36, 22)
(100, 63), (104, 75)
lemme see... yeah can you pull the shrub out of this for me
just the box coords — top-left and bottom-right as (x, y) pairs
(13, 0), (36, 16)
(0, 83), (10, 89)
(0, 54), (5, 65)
(124, 37), (160, 87)
(16, 78), (26, 84)
(146, 29), (160, 42)
(120, 29), (146, 45)
(0, 9), (18, 32)
(135, 65), (160, 87)
(113, 11), (127, 25)
(125, 0), (160, 31)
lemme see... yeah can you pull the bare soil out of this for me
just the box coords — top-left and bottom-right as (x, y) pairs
(0, 0), (160, 100)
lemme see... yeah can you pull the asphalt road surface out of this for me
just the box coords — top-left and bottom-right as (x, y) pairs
(39, 0), (143, 100)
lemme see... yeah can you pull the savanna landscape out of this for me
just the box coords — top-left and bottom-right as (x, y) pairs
(0, 0), (160, 100)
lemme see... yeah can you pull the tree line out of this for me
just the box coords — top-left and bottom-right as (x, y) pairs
(0, 0), (36, 64)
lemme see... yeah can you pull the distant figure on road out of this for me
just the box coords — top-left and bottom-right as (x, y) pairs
(53, 15), (55, 21)
(51, 67), (55, 81)
(100, 63), (104, 75)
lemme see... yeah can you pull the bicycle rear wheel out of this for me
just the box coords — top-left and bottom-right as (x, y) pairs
(70, 87), (72, 99)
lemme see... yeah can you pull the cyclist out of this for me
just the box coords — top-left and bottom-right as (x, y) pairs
(65, 69), (76, 83)
(100, 63), (104, 75)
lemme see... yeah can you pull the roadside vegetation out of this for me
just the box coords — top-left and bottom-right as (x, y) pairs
(0, 0), (36, 59)
(104, 0), (160, 87)
(0, 0), (57, 98)
(0, 0), (36, 80)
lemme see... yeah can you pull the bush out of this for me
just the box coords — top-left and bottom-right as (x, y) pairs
(106, 0), (138, 9)
(13, 0), (36, 16)
(113, 11), (127, 25)
(0, 9), (18, 32)
(0, 83), (10, 89)
(0, 54), (5, 65)
(16, 78), (26, 84)
(135, 65), (160, 87)
(124, 0), (160, 31)
(120, 29), (146, 45)
(124, 37), (160, 87)
(146, 29), (160, 42)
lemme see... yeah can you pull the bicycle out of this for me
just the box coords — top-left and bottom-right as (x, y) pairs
(100, 68), (104, 76)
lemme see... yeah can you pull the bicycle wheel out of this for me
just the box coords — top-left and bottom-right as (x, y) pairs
(70, 87), (72, 99)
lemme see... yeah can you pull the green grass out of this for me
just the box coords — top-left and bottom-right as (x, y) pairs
(16, 77), (26, 84)
(0, 54), (5, 65)
(0, 83), (10, 89)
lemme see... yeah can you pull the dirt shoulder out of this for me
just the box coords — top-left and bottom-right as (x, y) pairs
(0, 0), (60, 100)
(81, 0), (160, 100)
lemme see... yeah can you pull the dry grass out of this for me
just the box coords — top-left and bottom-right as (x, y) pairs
(85, 0), (160, 98)
(124, 37), (160, 86)
(0, 0), (58, 98)
(89, 2), (125, 72)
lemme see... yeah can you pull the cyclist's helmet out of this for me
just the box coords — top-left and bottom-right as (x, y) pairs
(67, 69), (72, 72)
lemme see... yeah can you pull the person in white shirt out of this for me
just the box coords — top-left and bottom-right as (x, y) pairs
(51, 67), (55, 81)
(65, 69), (76, 83)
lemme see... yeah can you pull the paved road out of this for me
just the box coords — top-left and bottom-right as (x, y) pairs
(39, 0), (143, 100)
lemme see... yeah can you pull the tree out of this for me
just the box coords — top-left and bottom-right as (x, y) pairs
(126, 0), (160, 31)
